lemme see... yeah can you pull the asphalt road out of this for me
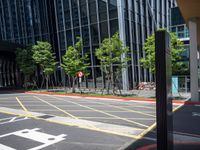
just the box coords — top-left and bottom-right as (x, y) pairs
(126, 104), (200, 150)
(0, 91), (187, 150)
(0, 113), (131, 150)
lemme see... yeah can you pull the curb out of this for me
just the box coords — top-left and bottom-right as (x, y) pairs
(23, 91), (195, 105)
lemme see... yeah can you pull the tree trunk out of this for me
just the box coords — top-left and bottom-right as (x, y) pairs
(72, 76), (76, 93)
(46, 75), (49, 91)
(40, 77), (44, 90)
(111, 72), (115, 95)
(109, 65), (115, 95)
(24, 75), (29, 90)
(106, 74), (111, 95)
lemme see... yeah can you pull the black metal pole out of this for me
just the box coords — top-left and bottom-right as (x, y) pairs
(155, 30), (173, 150)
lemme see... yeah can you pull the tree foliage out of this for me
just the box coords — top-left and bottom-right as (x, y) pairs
(95, 32), (130, 94)
(62, 38), (89, 93)
(32, 41), (57, 90)
(140, 29), (186, 74)
(16, 47), (36, 86)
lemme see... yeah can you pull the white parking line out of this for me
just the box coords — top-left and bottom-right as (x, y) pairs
(0, 117), (14, 122)
(0, 116), (29, 125)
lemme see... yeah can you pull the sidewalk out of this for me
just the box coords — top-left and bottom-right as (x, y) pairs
(24, 88), (194, 106)
(47, 88), (190, 99)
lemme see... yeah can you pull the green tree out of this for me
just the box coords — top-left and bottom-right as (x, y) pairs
(95, 32), (130, 94)
(61, 38), (89, 93)
(16, 47), (36, 88)
(140, 29), (186, 74)
(32, 41), (57, 90)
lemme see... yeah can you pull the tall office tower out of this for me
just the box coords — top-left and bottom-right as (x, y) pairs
(0, 0), (176, 89)
(0, 0), (53, 44)
(53, 0), (176, 89)
(0, 0), (59, 87)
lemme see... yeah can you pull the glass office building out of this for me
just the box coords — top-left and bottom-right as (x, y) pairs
(0, 41), (21, 88)
(170, 7), (190, 92)
(0, 0), (176, 89)
(171, 7), (189, 72)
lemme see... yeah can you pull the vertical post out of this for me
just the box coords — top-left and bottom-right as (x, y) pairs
(117, 0), (129, 90)
(155, 30), (173, 150)
(189, 21), (199, 101)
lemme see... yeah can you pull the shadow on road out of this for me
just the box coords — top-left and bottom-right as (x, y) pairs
(0, 88), (24, 94)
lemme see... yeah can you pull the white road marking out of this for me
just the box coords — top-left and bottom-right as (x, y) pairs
(0, 117), (14, 122)
(0, 144), (16, 150)
(0, 116), (29, 125)
(0, 128), (67, 150)
(192, 112), (200, 117)
(8, 117), (16, 122)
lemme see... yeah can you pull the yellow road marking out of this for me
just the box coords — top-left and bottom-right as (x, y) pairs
(173, 104), (184, 112)
(0, 109), (26, 117)
(33, 96), (77, 119)
(98, 100), (155, 109)
(33, 96), (101, 130)
(55, 109), (155, 113)
(77, 116), (156, 120)
(136, 104), (184, 139)
(47, 119), (140, 139)
(16, 97), (29, 112)
(52, 96), (149, 128)
(122, 105), (155, 109)
(80, 98), (156, 118)
(0, 108), (140, 139)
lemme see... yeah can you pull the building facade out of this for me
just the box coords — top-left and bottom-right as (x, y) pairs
(176, 0), (200, 101)
(0, 41), (21, 88)
(170, 7), (190, 93)
(0, 0), (176, 89)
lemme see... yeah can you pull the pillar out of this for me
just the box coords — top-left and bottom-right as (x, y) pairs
(117, 0), (129, 90)
(189, 21), (199, 102)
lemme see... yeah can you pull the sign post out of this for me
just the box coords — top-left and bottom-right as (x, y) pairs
(77, 71), (84, 89)
(155, 30), (173, 150)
